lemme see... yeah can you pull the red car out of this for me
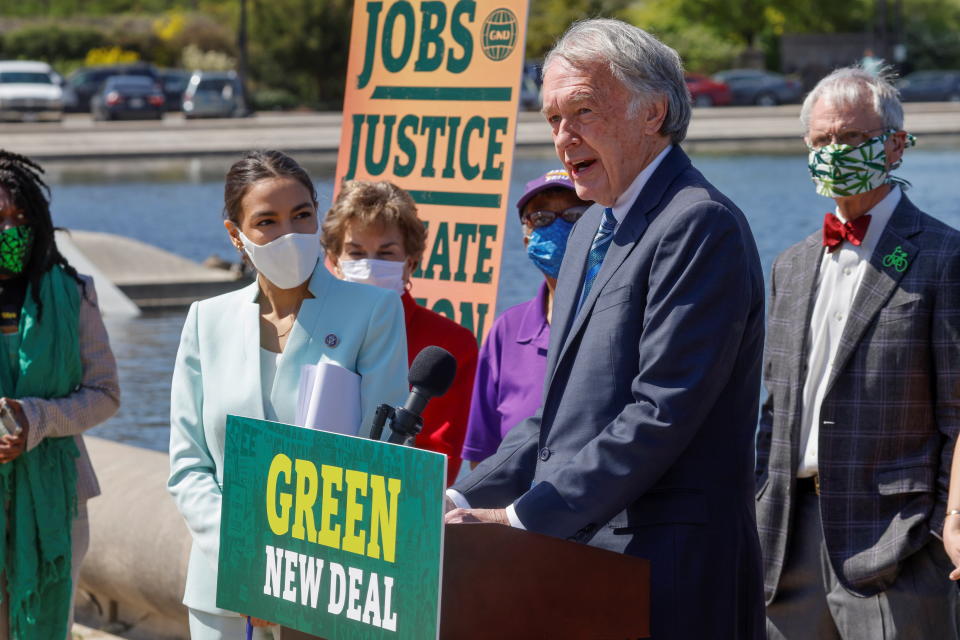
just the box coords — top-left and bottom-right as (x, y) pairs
(685, 73), (732, 107)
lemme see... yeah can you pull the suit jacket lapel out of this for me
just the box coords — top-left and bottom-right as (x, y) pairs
(557, 213), (646, 362)
(277, 264), (330, 362)
(824, 196), (923, 395)
(784, 232), (825, 463)
(542, 203), (600, 383)
(788, 233), (825, 372)
(240, 280), (266, 420)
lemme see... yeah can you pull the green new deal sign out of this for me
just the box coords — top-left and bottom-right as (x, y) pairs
(217, 416), (446, 639)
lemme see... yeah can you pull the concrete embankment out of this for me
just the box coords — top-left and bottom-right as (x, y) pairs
(3, 103), (959, 161)
(60, 230), (250, 312)
(77, 437), (191, 640)
(73, 624), (128, 639)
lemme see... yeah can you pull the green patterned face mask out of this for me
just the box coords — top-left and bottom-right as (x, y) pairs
(807, 130), (916, 198)
(0, 225), (34, 276)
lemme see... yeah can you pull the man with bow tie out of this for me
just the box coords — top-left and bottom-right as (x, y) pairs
(756, 65), (960, 639)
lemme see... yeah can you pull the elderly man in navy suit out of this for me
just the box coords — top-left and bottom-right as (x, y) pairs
(445, 18), (767, 638)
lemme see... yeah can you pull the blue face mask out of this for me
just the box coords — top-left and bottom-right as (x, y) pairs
(526, 219), (574, 278)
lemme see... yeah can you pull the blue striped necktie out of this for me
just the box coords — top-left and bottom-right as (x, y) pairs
(578, 207), (617, 311)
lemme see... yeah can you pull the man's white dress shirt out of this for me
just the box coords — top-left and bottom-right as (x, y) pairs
(448, 145), (673, 527)
(797, 186), (901, 478)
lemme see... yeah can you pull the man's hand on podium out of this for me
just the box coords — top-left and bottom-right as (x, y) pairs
(444, 507), (509, 526)
(443, 494), (458, 515)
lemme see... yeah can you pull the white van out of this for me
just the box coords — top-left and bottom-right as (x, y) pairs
(0, 60), (63, 122)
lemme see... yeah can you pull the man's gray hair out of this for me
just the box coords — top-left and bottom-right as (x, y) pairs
(543, 18), (691, 144)
(800, 66), (904, 132)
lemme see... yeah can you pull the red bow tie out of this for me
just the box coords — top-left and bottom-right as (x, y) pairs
(822, 213), (871, 252)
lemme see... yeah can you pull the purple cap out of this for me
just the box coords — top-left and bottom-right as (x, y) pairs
(516, 169), (576, 216)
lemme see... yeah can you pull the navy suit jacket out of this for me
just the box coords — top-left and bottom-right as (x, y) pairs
(453, 147), (766, 638)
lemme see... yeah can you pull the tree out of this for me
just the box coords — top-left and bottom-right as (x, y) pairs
(900, 0), (960, 69)
(247, 0), (354, 108)
(525, 0), (631, 60)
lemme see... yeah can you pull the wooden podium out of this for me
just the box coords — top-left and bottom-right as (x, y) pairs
(283, 522), (650, 639)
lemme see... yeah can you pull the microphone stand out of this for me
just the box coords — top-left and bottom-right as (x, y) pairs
(368, 403), (423, 446)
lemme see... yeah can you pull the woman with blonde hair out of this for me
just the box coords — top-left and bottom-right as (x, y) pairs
(322, 180), (477, 485)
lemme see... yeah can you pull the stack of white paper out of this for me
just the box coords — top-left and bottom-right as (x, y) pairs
(296, 362), (362, 435)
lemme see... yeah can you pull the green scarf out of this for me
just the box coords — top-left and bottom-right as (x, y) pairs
(0, 265), (82, 640)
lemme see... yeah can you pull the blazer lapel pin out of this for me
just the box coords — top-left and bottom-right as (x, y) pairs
(882, 246), (909, 273)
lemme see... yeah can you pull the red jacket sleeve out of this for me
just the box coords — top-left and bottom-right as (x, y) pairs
(415, 327), (479, 486)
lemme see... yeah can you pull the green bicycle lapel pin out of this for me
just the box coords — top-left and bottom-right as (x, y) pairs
(882, 245), (909, 273)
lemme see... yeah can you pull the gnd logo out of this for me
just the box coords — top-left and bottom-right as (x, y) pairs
(481, 8), (518, 61)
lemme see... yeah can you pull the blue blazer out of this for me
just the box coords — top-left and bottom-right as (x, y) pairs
(167, 263), (409, 615)
(453, 147), (767, 638)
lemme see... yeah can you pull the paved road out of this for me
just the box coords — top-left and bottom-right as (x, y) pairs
(2, 103), (958, 160)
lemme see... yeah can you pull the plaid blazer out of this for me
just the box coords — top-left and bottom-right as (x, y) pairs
(756, 194), (960, 601)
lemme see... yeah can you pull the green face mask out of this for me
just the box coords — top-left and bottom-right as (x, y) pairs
(0, 225), (34, 276)
(807, 130), (916, 198)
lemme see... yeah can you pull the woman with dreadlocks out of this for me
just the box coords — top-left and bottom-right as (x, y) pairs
(0, 150), (120, 640)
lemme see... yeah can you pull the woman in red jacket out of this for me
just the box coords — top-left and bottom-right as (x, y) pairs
(322, 180), (477, 485)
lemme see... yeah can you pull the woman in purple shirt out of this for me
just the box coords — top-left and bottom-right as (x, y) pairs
(461, 170), (591, 466)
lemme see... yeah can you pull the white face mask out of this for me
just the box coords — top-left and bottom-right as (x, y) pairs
(238, 230), (320, 289)
(339, 259), (406, 295)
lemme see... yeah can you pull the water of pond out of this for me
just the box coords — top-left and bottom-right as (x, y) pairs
(44, 147), (960, 451)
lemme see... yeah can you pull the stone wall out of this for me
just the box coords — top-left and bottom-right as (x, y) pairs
(77, 437), (191, 640)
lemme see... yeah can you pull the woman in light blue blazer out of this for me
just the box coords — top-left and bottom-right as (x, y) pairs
(167, 151), (409, 639)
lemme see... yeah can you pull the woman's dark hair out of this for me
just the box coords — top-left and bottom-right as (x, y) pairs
(223, 150), (317, 224)
(0, 150), (85, 318)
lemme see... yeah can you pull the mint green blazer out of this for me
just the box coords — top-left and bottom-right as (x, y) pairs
(167, 263), (409, 615)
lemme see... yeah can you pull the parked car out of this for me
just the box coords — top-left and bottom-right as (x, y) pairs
(63, 63), (159, 112)
(520, 62), (542, 110)
(0, 60), (63, 122)
(897, 70), (960, 102)
(182, 71), (247, 119)
(685, 73), (731, 107)
(91, 75), (165, 121)
(712, 69), (802, 106)
(159, 68), (191, 111)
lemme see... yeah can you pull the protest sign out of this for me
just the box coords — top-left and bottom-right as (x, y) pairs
(335, 0), (530, 341)
(217, 416), (447, 639)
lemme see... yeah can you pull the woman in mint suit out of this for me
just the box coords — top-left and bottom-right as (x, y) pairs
(167, 151), (408, 639)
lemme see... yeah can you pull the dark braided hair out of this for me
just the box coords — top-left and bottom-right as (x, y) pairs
(0, 150), (86, 319)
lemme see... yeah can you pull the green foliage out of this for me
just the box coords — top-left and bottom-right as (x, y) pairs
(662, 24), (744, 74)
(0, 0), (956, 109)
(0, 1), (198, 18)
(181, 44), (235, 71)
(771, 0), (871, 34)
(250, 87), (300, 111)
(0, 24), (107, 63)
(625, 1), (744, 73)
(624, 0), (892, 74)
(901, 0), (960, 69)
(672, 0), (769, 46)
(247, 0), (354, 109)
(173, 13), (236, 55)
(525, 0), (631, 60)
(107, 16), (171, 64)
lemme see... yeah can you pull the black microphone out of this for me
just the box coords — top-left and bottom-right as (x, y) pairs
(369, 346), (458, 446)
